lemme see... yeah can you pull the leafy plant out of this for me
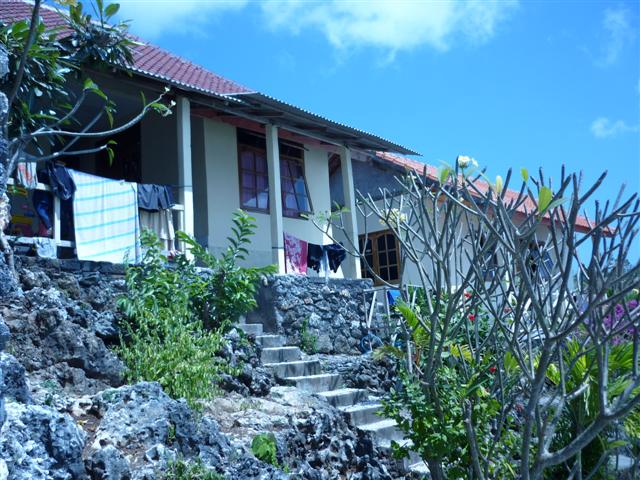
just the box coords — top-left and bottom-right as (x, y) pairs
(251, 432), (279, 467)
(177, 210), (276, 331)
(117, 229), (232, 410)
(163, 458), (223, 480)
(299, 317), (318, 354)
(545, 338), (640, 478)
(0, 0), (172, 292)
(382, 296), (521, 479)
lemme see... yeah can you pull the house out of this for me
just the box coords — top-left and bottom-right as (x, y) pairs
(329, 151), (594, 285)
(1, 1), (592, 285)
(1, 1), (417, 279)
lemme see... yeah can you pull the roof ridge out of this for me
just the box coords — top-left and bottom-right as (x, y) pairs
(0, 0), (254, 96)
(373, 152), (593, 232)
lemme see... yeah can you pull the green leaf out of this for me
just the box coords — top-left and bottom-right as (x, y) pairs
(547, 198), (567, 211)
(83, 78), (98, 90)
(105, 108), (114, 128)
(521, 168), (529, 182)
(104, 3), (120, 18)
(538, 186), (553, 214)
(439, 167), (451, 184)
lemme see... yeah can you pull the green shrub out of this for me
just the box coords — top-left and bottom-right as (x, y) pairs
(251, 433), (278, 466)
(177, 210), (276, 331)
(117, 229), (231, 410)
(163, 458), (223, 480)
(117, 211), (274, 410)
(299, 317), (318, 354)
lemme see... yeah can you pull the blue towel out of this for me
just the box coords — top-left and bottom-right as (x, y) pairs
(70, 170), (141, 264)
(387, 289), (402, 306)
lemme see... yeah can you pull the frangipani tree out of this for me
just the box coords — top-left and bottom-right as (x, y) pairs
(313, 158), (640, 479)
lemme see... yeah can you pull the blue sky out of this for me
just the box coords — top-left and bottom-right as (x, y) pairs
(118, 0), (639, 253)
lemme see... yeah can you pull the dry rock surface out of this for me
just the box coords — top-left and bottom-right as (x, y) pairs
(206, 387), (394, 479)
(0, 258), (400, 480)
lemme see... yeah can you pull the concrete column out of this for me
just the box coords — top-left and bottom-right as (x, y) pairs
(340, 146), (361, 279)
(176, 96), (194, 248)
(266, 124), (285, 273)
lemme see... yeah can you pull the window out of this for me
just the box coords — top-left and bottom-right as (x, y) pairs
(238, 130), (269, 212)
(359, 231), (401, 284)
(237, 128), (312, 218)
(280, 143), (311, 218)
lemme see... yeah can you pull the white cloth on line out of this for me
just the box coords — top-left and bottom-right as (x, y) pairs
(16, 162), (38, 189)
(69, 170), (141, 264)
(139, 209), (175, 252)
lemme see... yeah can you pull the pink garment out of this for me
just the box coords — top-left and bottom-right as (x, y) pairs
(284, 233), (308, 274)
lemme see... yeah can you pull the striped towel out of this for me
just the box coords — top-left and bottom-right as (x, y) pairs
(70, 170), (141, 264)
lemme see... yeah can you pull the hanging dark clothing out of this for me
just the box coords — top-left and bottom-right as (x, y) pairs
(307, 243), (324, 273)
(325, 243), (347, 273)
(32, 190), (52, 230)
(306, 243), (347, 273)
(46, 163), (75, 201)
(137, 184), (175, 211)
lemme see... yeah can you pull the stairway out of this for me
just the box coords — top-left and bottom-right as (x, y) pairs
(237, 321), (429, 477)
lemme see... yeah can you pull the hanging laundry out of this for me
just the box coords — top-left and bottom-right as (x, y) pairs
(324, 243), (347, 273)
(47, 163), (75, 200)
(139, 209), (175, 252)
(137, 184), (175, 211)
(306, 243), (347, 274)
(69, 170), (141, 264)
(307, 243), (323, 273)
(15, 162), (38, 189)
(31, 189), (52, 236)
(284, 232), (308, 274)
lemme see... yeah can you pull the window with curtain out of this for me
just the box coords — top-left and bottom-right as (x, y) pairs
(237, 128), (312, 217)
(280, 144), (311, 217)
(358, 230), (401, 284)
(237, 129), (269, 212)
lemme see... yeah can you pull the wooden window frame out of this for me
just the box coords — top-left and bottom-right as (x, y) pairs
(359, 230), (401, 285)
(237, 136), (269, 214)
(236, 128), (312, 218)
(280, 151), (312, 219)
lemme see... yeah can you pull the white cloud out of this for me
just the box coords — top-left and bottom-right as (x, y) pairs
(260, 0), (518, 55)
(116, 0), (248, 39)
(590, 117), (639, 139)
(597, 7), (635, 66)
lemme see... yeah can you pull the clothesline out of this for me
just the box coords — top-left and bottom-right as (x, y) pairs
(12, 163), (179, 263)
(283, 232), (346, 279)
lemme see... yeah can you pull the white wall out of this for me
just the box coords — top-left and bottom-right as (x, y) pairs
(350, 196), (558, 287)
(201, 119), (333, 269)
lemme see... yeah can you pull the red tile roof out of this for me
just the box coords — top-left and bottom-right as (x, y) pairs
(0, 0), (252, 96)
(374, 152), (594, 232)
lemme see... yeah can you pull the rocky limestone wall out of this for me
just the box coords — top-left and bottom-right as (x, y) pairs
(0, 257), (401, 479)
(248, 275), (387, 355)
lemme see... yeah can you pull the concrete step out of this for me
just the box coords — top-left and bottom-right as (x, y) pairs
(358, 419), (404, 442)
(340, 403), (383, 426)
(237, 323), (263, 336)
(265, 360), (321, 378)
(287, 373), (342, 393)
(378, 439), (422, 468)
(255, 335), (285, 348)
(408, 461), (430, 477)
(261, 346), (301, 363)
(316, 388), (369, 408)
